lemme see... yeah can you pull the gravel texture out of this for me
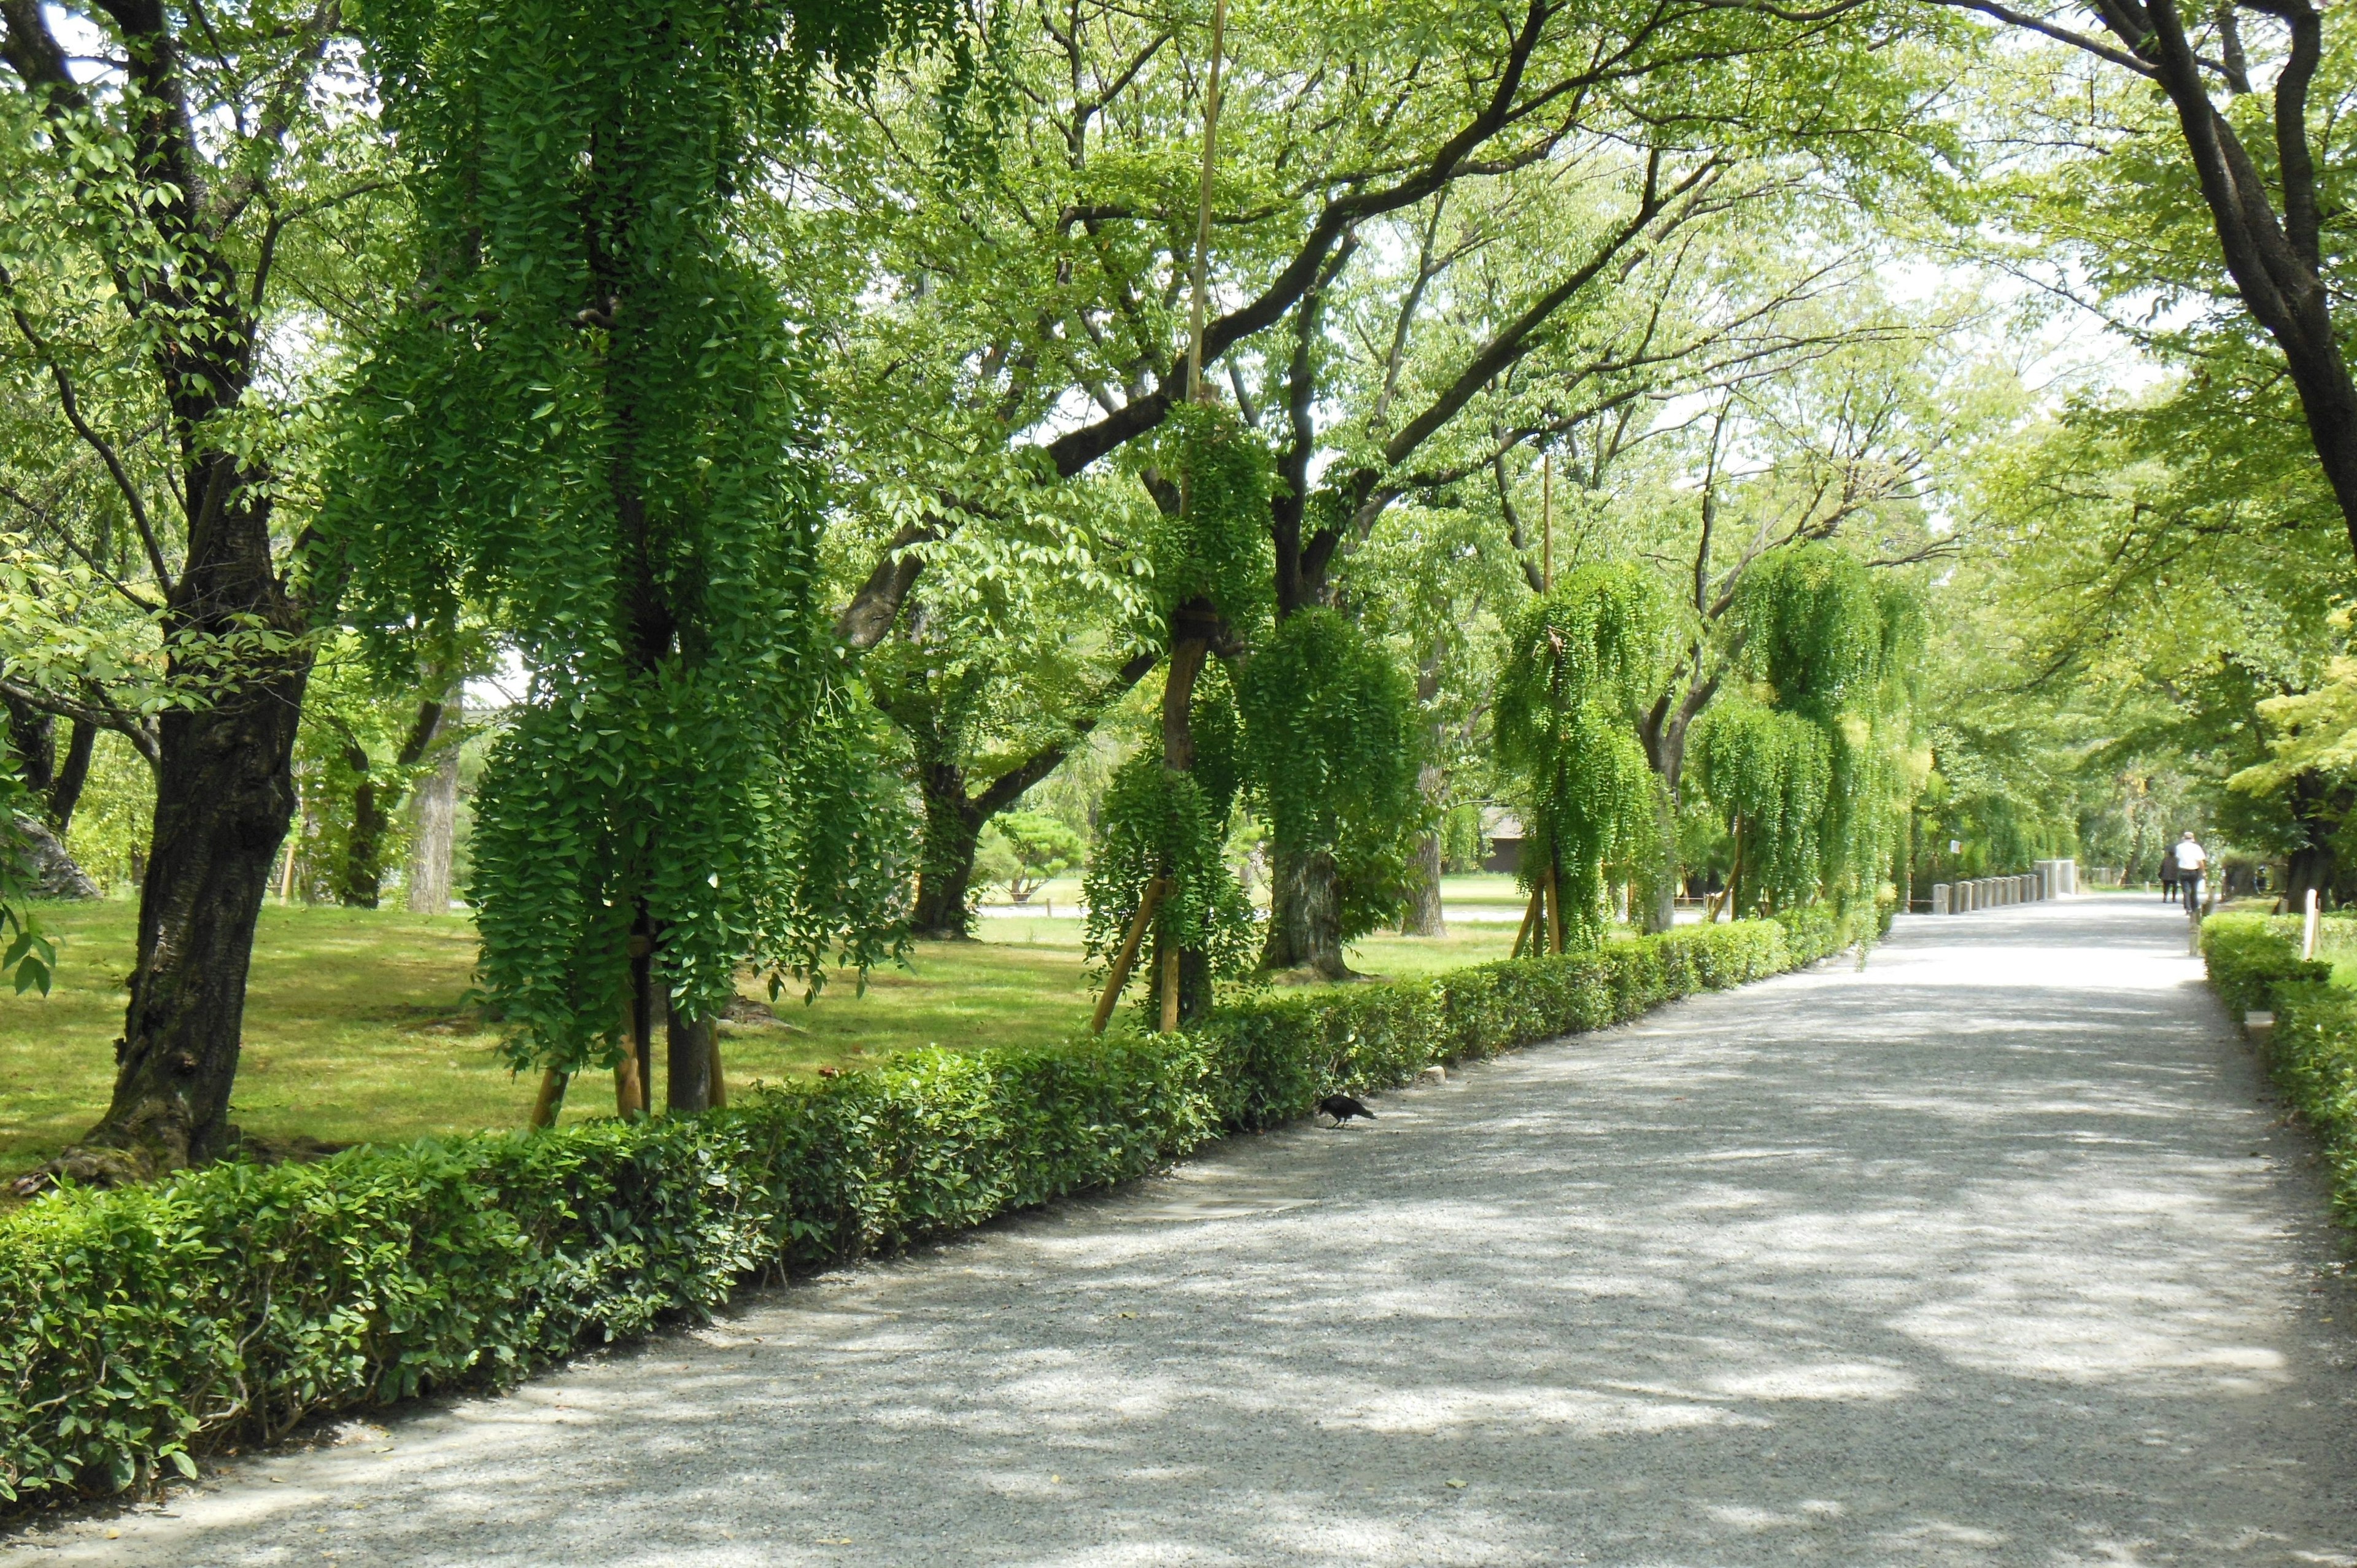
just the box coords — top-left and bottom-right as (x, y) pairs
(16, 894), (2357, 1566)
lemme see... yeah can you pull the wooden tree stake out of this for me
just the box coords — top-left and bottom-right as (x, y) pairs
(1541, 450), (1553, 593)
(1090, 877), (1167, 1035)
(1159, 942), (1180, 1033)
(1512, 883), (1542, 958)
(614, 1053), (646, 1118)
(708, 1032), (727, 1110)
(528, 1068), (569, 1129)
(1185, 0), (1230, 403)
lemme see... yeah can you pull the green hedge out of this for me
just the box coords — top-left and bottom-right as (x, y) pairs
(0, 911), (1846, 1507)
(2264, 982), (2357, 1222)
(2199, 913), (2332, 1019)
(2200, 914), (2357, 1223)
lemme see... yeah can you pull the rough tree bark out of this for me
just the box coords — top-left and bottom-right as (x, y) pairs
(892, 652), (1158, 939)
(4, 697), (100, 897)
(335, 697), (447, 908)
(1400, 778), (1447, 938)
(3, 1), (339, 1181)
(404, 689), (462, 913)
(1157, 600), (1218, 1024)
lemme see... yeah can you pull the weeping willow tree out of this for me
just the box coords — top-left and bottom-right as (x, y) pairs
(1083, 405), (1269, 1024)
(334, 0), (948, 1109)
(1693, 546), (1921, 918)
(1494, 565), (1668, 953)
(1240, 608), (1424, 978)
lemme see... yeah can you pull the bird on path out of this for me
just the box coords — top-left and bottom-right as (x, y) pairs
(1318, 1094), (1374, 1126)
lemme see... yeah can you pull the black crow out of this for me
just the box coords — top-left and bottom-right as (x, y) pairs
(1318, 1094), (1374, 1126)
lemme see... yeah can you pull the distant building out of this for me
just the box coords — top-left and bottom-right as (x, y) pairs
(1482, 808), (1524, 876)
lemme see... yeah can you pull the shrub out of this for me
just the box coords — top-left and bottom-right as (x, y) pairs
(2199, 913), (2331, 1019)
(2265, 982), (2357, 1222)
(0, 911), (1857, 1508)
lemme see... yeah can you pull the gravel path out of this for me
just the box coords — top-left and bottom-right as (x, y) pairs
(20, 895), (2357, 1566)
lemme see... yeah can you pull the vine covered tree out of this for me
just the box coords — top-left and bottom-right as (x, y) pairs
(1494, 563), (1667, 951)
(336, 0), (943, 1111)
(1239, 607), (1424, 978)
(1082, 406), (1268, 1024)
(1692, 544), (1922, 917)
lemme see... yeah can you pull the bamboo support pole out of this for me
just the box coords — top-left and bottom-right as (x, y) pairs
(1090, 878), (1168, 1035)
(1541, 450), (1552, 592)
(1511, 883), (1542, 958)
(1159, 943), (1180, 1033)
(613, 1054), (645, 1118)
(1184, 0), (1230, 404)
(528, 1068), (568, 1129)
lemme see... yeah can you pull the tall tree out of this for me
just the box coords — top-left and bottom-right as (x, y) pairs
(2, 0), (390, 1180)
(1943, 0), (2357, 556)
(338, 0), (945, 1114)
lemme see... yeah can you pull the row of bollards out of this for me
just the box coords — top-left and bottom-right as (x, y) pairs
(1929, 859), (2078, 915)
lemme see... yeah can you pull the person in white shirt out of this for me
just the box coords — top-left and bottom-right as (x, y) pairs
(2174, 832), (2208, 910)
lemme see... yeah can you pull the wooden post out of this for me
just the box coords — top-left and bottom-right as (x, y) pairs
(1726, 817), (1744, 923)
(628, 922), (654, 1116)
(2304, 886), (2321, 960)
(1512, 883), (1542, 958)
(666, 1003), (713, 1114)
(1185, 0), (1230, 404)
(528, 1068), (569, 1129)
(615, 985), (647, 1118)
(708, 1033), (727, 1110)
(1090, 878), (1167, 1035)
(277, 786), (303, 903)
(1159, 942), (1180, 1033)
(1544, 860), (1565, 954)
(1541, 450), (1552, 593)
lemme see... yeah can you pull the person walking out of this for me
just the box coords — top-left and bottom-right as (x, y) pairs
(2174, 831), (2209, 914)
(2160, 852), (2178, 902)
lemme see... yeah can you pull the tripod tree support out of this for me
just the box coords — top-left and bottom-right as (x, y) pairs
(1091, 876), (1170, 1034)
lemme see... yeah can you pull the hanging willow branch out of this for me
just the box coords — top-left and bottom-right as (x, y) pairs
(330, 0), (950, 1070)
(1495, 563), (1667, 952)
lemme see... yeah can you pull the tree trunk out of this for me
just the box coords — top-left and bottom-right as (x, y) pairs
(1644, 782), (1679, 935)
(912, 769), (983, 939)
(342, 774), (388, 908)
(404, 693), (461, 914)
(65, 653), (311, 1180)
(1263, 842), (1352, 977)
(20, 816), (99, 901)
(1158, 601), (1217, 1024)
(2284, 771), (2346, 911)
(665, 995), (713, 1115)
(1401, 830), (1445, 937)
(50, 719), (94, 832)
(5, 701), (102, 895)
(1399, 752), (1446, 937)
(7, 698), (55, 799)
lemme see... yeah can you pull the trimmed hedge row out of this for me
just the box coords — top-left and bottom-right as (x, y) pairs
(2200, 913), (2357, 1222)
(2264, 981), (2357, 1222)
(2199, 913), (2333, 1019)
(1, 911), (1848, 1507)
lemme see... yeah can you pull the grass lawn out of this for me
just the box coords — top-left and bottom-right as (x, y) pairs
(0, 901), (1100, 1180)
(0, 899), (1520, 1178)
